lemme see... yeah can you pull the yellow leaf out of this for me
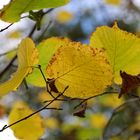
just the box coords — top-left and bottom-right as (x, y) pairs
(0, 38), (38, 96)
(90, 23), (140, 83)
(99, 94), (124, 108)
(105, 0), (121, 5)
(56, 10), (73, 23)
(7, 30), (21, 38)
(46, 41), (113, 98)
(9, 101), (45, 140)
(44, 117), (59, 129)
(90, 113), (107, 129)
(6, 49), (17, 59)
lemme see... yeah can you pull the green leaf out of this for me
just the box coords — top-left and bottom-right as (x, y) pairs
(27, 37), (71, 87)
(0, 0), (69, 23)
(90, 23), (140, 83)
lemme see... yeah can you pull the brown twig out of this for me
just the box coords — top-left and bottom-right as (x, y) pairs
(0, 85), (68, 132)
(43, 99), (67, 103)
(0, 23), (13, 32)
(74, 91), (118, 109)
(37, 65), (56, 99)
(102, 98), (140, 139)
(44, 107), (63, 110)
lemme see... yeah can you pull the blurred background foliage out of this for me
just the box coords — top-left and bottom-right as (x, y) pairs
(0, 0), (140, 139)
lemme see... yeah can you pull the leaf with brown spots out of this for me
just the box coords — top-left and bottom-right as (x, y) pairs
(46, 40), (113, 99)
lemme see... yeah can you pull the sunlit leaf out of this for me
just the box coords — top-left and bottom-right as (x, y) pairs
(90, 23), (140, 83)
(7, 30), (21, 38)
(99, 94), (124, 108)
(9, 101), (45, 140)
(105, 0), (121, 5)
(46, 41), (113, 98)
(90, 113), (108, 129)
(0, 0), (69, 23)
(77, 127), (101, 140)
(56, 10), (73, 23)
(44, 117), (59, 130)
(0, 38), (38, 97)
(6, 49), (17, 59)
(27, 37), (71, 87)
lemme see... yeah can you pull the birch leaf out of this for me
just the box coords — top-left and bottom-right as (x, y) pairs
(9, 101), (45, 140)
(90, 23), (140, 83)
(0, 38), (38, 97)
(0, 0), (69, 23)
(46, 41), (113, 98)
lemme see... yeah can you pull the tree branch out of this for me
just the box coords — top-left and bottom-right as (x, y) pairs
(74, 91), (119, 109)
(0, 85), (68, 132)
(0, 23), (13, 32)
(102, 98), (140, 139)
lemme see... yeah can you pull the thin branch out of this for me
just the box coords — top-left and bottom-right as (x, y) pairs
(0, 23), (36, 78)
(43, 98), (67, 103)
(37, 65), (49, 84)
(28, 24), (37, 38)
(0, 8), (54, 33)
(0, 8), (54, 76)
(0, 86), (68, 132)
(74, 91), (118, 109)
(0, 23), (13, 32)
(44, 107), (63, 110)
(102, 98), (140, 139)
(23, 79), (29, 90)
(0, 49), (17, 57)
(43, 8), (54, 16)
(37, 65), (56, 99)
(37, 20), (52, 42)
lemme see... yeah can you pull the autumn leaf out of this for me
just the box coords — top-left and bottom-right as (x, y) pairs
(0, 38), (38, 97)
(90, 113), (107, 129)
(56, 10), (73, 23)
(90, 23), (140, 83)
(119, 71), (140, 98)
(27, 37), (71, 87)
(99, 94), (124, 108)
(0, 0), (69, 23)
(46, 40), (113, 98)
(44, 117), (59, 130)
(73, 102), (87, 118)
(0, 104), (5, 118)
(7, 30), (21, 38)
(9, 101), (45, 140)
(105, 0), (121, 5)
